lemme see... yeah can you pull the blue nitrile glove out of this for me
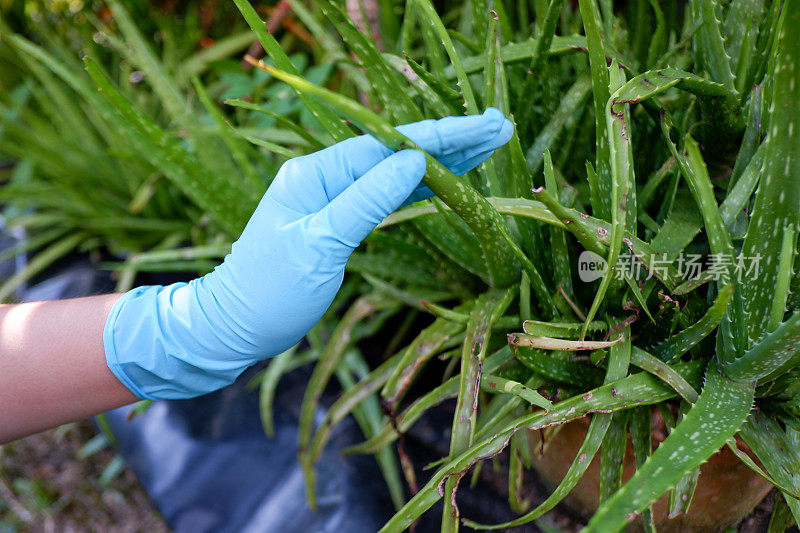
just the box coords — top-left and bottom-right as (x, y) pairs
(103, 108), (514, 399)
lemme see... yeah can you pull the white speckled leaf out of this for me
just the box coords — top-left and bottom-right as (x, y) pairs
(586, 361), (754, 532)
(738, 1), (800, 346)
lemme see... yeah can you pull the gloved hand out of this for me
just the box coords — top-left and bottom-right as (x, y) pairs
(104, 108), (514, 399)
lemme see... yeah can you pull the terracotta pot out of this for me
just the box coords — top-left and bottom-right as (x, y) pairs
(528, 415), (773, 532)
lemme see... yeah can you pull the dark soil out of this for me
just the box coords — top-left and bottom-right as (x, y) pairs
(0, 420), (168, 533)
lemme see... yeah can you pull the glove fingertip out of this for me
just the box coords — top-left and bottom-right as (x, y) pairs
(498, 117), (515, 145)
(396, 149), (427, 178)
(483, 107), (506, 123)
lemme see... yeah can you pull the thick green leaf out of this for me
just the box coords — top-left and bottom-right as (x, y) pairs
(586, 361), (754, 531)
(379, 362), (705, 531)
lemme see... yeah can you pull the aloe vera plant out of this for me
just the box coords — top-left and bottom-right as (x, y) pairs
(3, 0), (800, 530)
(224, 0), (800, 530)
(0, 2), (310, 294)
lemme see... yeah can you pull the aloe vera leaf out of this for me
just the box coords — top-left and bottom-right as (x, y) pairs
(411, 0), (477, 113)
(425, 198), (488, 277)
(451, 35), (626, 78)
(380, 361), (705, 532)
(599, 330), (632, 503)
(577, 0), (611, 220)
(599, 409), (631, 503)
(580, 60), (632, 338)
(83, 57), (252, 236)
(470, 0), (489, 43)
(392, 53), (460, 115)
(531, 187), (608, 257)
(12, 49), (102, 152)
(723, 0), (761, 75)
(396, 232), (476, 300)
(606, 60), (637, 233)
(745, 0), (782, 92)
(515, 348), (605, 387)
(468, 413), (613, 530)
(638, 157), (675, 213)
(257, 64), (518, 286)
(631, 348), (700, 403)
(378, 197), (562, 229)
(509, 334), (622, 351)
(364, 275), (453, 311)
(421, 301), (469, 323)
(106, 1), (185, 123)
(720, 142), (765, 227)
(768, 496), (795, 533)
(442, 288), (515, 531)
(490, 1), (513, 42)
(649, 197), (702, 258)
(739, 412), (800, 521)
(586, 360), (754, 532)
(481, 374), (553, 410)
(723, 437), (798, 497)
(448, 28), (481, 56)
(381, 197), (688, 291)
(671, 131), (736, 262)
(346, 252), (443, 289)
(724, 312), (800, 382)
(334, 352), (405, 510)
(691, 0), (735, 92)
(480, 14), (502, 197)
(259, 345), (299, 438)
(343, 348), (517, 456)
(508, 440), (531, 513)
(318, 0), (421, 124)
(412, 1), (446, 79)
(224, 98), (326, 150)
(382, 311), (471, 405)
(126, 243), (231, 263)
(283, 0), (371, 91)
(232, 0), (351, 141)
(522, 320), (607, 337)
(650, 283), (734, 364)
(298, 294), (392, 508)
(738, 4), (800, 347)
(495, 223), (557, 319)
(630, 406), (656, 531)
(233, 127), (304, 159)
(344, 347), (524, 454)
(641, 0), (666, 68)
(0, 232), (85, 301)
(605, 67), (743, 150)
(730, 84), (764, 187)
(192, 77), (260, 188)
(667, 412), (701, 519)
(308, 349), (406, 466)
(475, 372), (548, 440)
(516, 0), (565, 110)
(526, 74), (591, 175)
(543, 155), (573, 301)
(519, 273), (532, 321)
(769, 225), (798, 331)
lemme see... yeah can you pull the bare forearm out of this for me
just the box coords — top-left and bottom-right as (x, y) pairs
(0, 294), (138, 443)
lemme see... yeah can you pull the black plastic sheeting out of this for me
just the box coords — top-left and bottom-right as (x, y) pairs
(104, 368), (398, 533)
(9, 240), (521, 532)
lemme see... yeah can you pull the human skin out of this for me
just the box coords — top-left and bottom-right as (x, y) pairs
(0, 294), (136, 443)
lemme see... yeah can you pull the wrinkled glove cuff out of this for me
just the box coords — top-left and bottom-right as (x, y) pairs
(104, 286), (158, 400)
(103, 283), (252, 400)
